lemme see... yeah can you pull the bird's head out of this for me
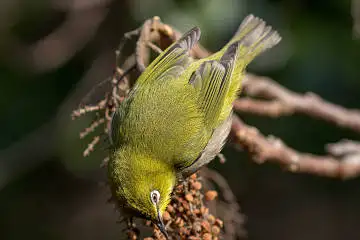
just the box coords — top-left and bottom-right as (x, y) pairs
(108, 148), (176, 239)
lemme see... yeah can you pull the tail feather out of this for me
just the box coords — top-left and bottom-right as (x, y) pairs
(227, 14), (281, 60)
(215, 15), (281, 121)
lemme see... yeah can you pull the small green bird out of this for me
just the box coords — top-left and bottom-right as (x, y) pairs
(108, 14), (280, 238)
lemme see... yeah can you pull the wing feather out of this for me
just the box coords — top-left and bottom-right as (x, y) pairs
(137, 27), (200, 84)
(189, 42), (238, 129)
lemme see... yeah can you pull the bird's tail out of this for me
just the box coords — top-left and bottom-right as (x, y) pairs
(215, 15), (281, 121)
(225, 14), (281, 62)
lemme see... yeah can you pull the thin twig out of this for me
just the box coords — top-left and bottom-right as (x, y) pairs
(83, 136), (100, 157)
(71, 99), (107, 119)
(79, 117), (105, 139)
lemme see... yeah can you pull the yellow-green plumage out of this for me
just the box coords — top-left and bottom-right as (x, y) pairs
(108, 14), (281, 235)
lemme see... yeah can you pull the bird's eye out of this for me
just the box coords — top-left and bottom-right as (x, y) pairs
(150, 190), (160, 204)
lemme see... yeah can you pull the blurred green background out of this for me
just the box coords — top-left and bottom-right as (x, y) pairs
(1, 0), (360, 239)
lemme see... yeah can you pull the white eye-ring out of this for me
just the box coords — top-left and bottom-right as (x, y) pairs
(150, 190), (160, 204)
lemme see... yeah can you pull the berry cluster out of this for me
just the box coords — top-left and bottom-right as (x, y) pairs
(145, 173), (223, 240)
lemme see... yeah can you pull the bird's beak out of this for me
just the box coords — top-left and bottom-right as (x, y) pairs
(156, 209), (169, 239)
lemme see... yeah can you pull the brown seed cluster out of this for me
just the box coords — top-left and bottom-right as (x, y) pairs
(144, 173), (223, 240)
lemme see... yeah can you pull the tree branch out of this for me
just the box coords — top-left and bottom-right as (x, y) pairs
(233, 74), (360, 133)
(231, 115), (360, 180)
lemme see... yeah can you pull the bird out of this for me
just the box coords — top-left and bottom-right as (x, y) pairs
(107, 14), (281, 239)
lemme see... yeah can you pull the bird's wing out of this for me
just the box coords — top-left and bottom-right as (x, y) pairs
(174, 44), (239, 176)
(176, 41), (240, 177)
(109, 97), (131, 147)
(136, 27), (200, 84)
(178, 114), (233, 179)
(189, 43), (238, 129)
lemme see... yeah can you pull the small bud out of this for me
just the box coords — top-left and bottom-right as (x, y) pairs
(167, 205), (174, 213)
(175, 217), (182, 225)
(178, 218), (185, 227)
(190, 173), (197, 180)
(205, 191), (218, 201)
(179, 226), (189, 236)
(200, 206), (209, 215)
(202, 233), (212, 240)
(201, 220), (211, 232)
(188, 236), (201, 240)
(176, 184), (184, 192)
(191, 181), (202, 190)
(162, 211), (171, 221)
(212, 225), (221, 235)
(217, 153), (226, 164)
(153, 228), (165, 240)
(193, 208), (200, 215)
(162, 24), (174, 37)
(207, 214), (216, 224)
(193, 221), (202, 232)
(289, 155), (300, 172)
(215, 219), (223, 228)
(182, 201), (190, 210)
(185, 193), (194, 202)
(127, 231), (137, 240)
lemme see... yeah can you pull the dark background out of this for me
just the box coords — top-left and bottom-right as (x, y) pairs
(1, 0), (360, 239)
